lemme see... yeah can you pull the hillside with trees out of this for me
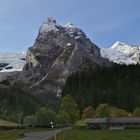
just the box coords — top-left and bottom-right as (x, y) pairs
(1, 64), (140, 125)
(62, 64), (140, 112)
(0, 88), (43, 122)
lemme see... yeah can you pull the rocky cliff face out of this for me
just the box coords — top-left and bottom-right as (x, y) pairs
(0, 17), (110, 99)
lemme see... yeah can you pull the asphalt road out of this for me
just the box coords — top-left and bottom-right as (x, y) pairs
(19, 127), (71, 140)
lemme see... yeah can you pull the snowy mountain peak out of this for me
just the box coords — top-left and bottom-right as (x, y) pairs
(111, 41), (139, 54)
(39, 18), (86, 41)
(39, 17), (60, 34)
(101, 41), (140, 65)
(46, 17), (57, 24)
(64, 23), (87, 40)
(64, 22), (75, 28)
(111, 41), (126, 49)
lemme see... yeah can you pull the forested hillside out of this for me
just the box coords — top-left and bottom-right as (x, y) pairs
(62, 64), (140, 112)
(0, 88), (42, 121)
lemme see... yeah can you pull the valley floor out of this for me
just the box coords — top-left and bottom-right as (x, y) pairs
(1, 128), (140, 140)
(66, 129), (140, 140)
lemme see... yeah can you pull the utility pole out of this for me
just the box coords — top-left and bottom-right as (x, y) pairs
(18, 113), (21, 127)
(18, 112), (23, 128)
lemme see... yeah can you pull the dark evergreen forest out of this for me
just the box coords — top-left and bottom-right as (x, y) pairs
(62, 64), (140, 112)
(0, 88), (42, 117)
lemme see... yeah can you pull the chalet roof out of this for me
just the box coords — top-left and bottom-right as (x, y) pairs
(110, 117), (140, 124)
(85, 118), (107, 124)
(85, 117), (140, 124)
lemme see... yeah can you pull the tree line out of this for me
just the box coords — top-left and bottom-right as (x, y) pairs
(24, 97), (140, 127)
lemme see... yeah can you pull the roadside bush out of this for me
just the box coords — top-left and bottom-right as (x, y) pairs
(24, 115), (37, 126)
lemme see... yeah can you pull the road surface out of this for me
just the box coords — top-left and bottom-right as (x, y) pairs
(19, 127), (71, 140)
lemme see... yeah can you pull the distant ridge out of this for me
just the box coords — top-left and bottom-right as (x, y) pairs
(101, 41), (140, 64)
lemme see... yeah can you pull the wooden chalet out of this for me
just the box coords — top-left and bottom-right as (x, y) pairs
(85, 117), (140, 129)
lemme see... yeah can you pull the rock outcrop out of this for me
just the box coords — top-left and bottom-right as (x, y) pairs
(0, 17), (111, 100)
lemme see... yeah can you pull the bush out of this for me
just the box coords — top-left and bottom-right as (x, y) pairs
(82, 106), (95, 119)
(96, 103), (110, 118)
(110, 106), (129, 117)
(24, 115), (37, 126)
(75, 120), (86, 129)
(133, 107), (140, 116)
(35, 107), (57, 126)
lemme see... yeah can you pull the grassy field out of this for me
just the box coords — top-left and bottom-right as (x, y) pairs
(1, 128), (140, 140)
(0, 120), (18, 126)
(0, 128), (53, 140)
(65, 129), (140, 140)
(0, 130), (21, 140)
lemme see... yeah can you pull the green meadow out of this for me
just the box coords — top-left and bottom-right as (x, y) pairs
(66, 129), (140, 140)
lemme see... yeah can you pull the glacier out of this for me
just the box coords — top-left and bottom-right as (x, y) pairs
(0, 52), (26, 72)
(101, 41), (140, 65)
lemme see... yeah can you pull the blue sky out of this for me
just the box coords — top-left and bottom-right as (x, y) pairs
(0, 0), (140, 52)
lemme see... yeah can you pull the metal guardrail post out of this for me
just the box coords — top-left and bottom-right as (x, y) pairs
(54, 133), (56, 140)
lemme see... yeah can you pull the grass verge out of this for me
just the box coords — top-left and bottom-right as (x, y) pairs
(0, 120), (18, 126)
(0, 127), (53, 140)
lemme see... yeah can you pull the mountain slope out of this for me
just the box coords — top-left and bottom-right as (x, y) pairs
(101, 41), (140, 64)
